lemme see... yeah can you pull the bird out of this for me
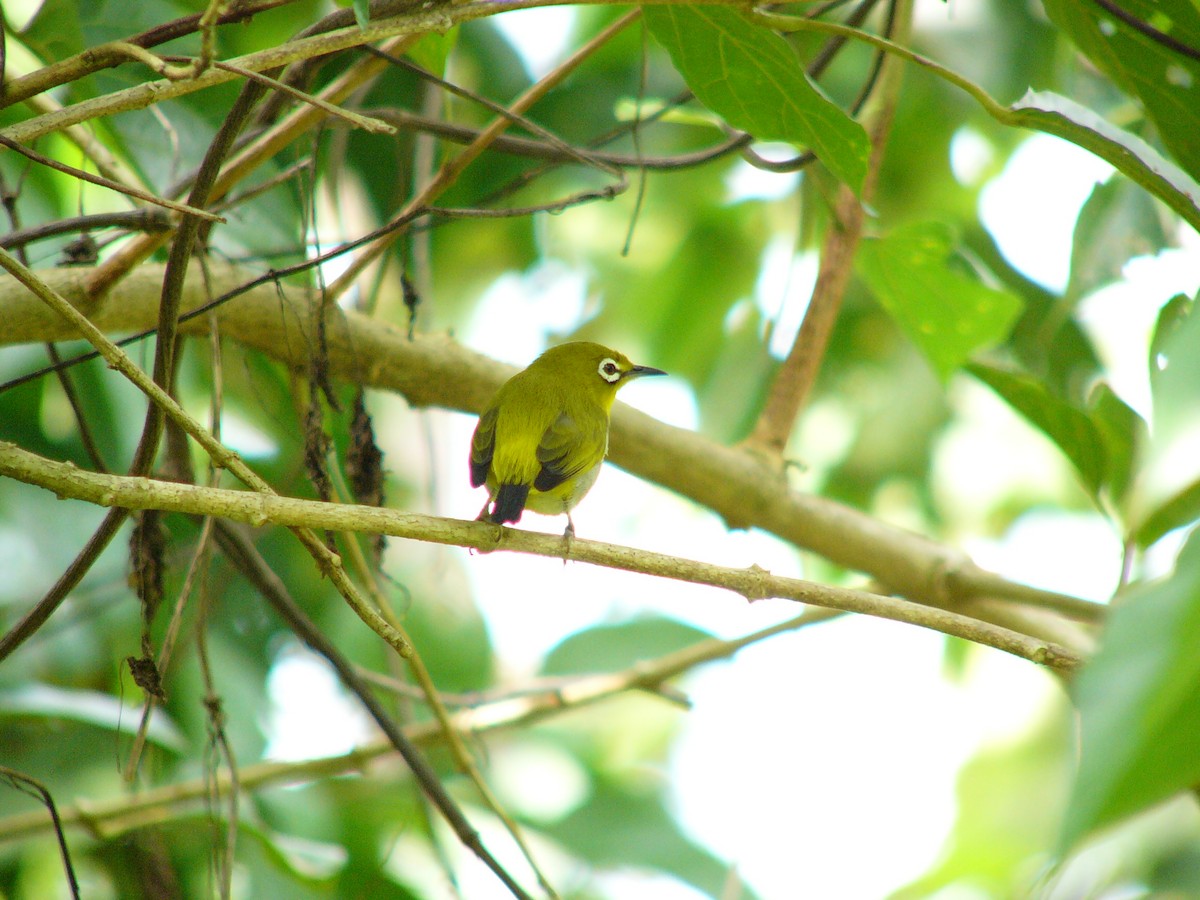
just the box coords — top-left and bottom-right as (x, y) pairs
(469, 341), (666, 537)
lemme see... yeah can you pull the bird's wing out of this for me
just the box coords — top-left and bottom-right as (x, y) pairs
(533, 411), (605, 492)
(469, 406), (498, 488)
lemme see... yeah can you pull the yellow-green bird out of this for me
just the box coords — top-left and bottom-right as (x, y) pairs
(470, 341), (666, 535)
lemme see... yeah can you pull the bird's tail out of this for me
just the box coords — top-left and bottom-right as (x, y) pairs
(486, 484), (529, 524)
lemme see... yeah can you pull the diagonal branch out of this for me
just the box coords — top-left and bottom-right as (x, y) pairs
(0, 439), (1091, 672)
(0, 135), (223, 222)
(0, 261), (1100, 626)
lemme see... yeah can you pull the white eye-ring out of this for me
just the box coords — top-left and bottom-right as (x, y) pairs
(598, 358), (622, 383)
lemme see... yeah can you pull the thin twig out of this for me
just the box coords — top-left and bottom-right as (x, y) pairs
(0, 607), (835, 846)
(0, 768), (81, 898)
(365, 107), (751, 169)
(326, 9), (642, 299)
(0, 135), (223, 223)
(82, 32), (420, 301)
(207, 520), (535, 899)
(367, 47), (619, 177)
(196, 295), (239, 900)
(331, 465), (560, 898)
(1086, 0), (1200, 61)
(0, 0), (299, 108)
(0, 210), (171, 250)
(0, 3), (461, 145)
(122, 514), (217, 783)
(208, 58), (395, 134)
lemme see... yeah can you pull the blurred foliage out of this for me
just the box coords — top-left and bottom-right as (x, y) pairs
(1, 0), (1200, 897)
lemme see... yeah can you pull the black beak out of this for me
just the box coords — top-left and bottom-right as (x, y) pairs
(625, 365), (667, 380)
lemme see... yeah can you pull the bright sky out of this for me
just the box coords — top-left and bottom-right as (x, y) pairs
(264, 11), (1200, 900)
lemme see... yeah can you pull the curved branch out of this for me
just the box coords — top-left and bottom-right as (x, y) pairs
(366, 107), (751, 170)
(754, 9), (1200, 232)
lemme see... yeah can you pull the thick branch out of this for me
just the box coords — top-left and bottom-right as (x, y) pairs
(0, 263), (1100, 624)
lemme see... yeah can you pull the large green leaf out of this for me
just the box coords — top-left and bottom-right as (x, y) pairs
(1041, 0), (1200, 181)
(1088, 382), (1145, 509)
(1062, 528), (1200, 849)
(644, 5), (869, 193)
(546, 777), (760, 900)
(857, 223), (1024, 382)
(968, 363), (1106, 496)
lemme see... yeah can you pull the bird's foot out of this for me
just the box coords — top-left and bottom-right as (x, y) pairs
(559, 516), (576, 564)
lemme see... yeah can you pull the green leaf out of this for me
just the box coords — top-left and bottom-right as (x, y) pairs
(1133, 295), (1200, 543)
(0, 684), (186, 750)
(1009, 90), (1200, 233)
(1150, 291), (1200, 460)
(1136, 478), (1200, 548)
(857, 223), (1024, 382)
(1066, 177), (1170, 304)
(1041, 0), (1200, 181)
(1062, 528), (1200, 849)
(546, 777), (761, 900)
(1150, 293), (1194, 372)
(968, 363), (1106, 495)
(894, 711), (1070, 898)
(16, 0), (85, 63)
(400, 584), (494, 692)
(644, 5), (869, 193)
(406, 29), (458, 76)
(542, 617), (712, 676)
(1088, 382), (1146, 508)
(354, 0), (370, 29)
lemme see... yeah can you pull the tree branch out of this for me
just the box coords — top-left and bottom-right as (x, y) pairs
(0, 607), (836, 846)
(0, 439), (1088, 672)
(0, 263), (1101, 628)
(744, 0), (910, 456)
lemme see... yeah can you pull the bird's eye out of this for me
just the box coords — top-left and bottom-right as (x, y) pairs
(598, 359), (621, 383)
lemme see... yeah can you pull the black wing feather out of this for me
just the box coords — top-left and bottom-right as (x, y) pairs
(533, 412), (600, 492)
(469, 407), (498, 488)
